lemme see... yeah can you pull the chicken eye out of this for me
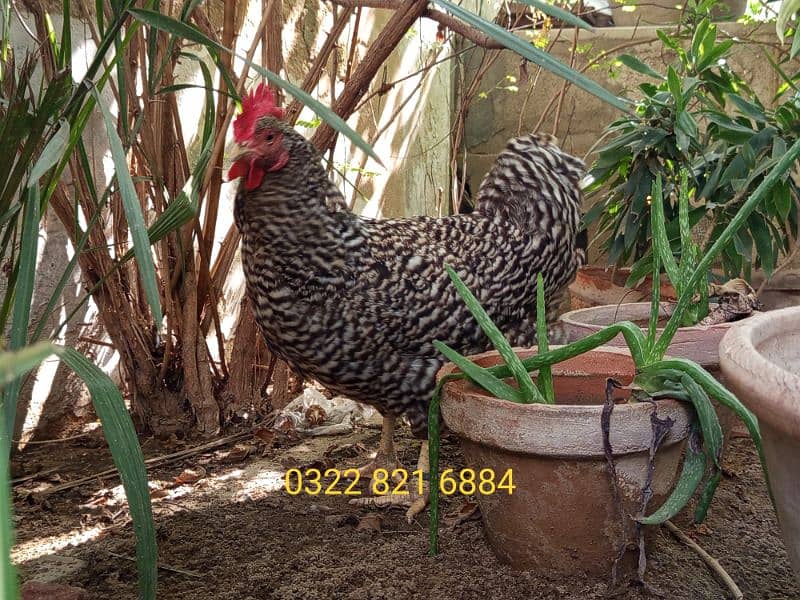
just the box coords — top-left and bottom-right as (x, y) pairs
(265, 132), (276, 144)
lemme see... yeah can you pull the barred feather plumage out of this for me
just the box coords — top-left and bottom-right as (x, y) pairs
(235, 122), (585, 436)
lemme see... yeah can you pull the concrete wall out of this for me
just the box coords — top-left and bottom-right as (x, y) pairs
(460, 22), (784, 185)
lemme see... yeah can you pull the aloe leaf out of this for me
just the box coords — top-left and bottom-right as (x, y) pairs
(650, 175), (681, 292)
(54, 346), (157, 599)
(634, 366), (723, 468)
(91, 86), (163, 326)
(657, 138), (800, 360)
(646, 249), (661, 362)
(678, 373), (723, 468)
(433, 341), (524, 402)
(127, 8), (382, 166)
(638, 426), (706, 525)
(428, 379), (446, 555)
(535, 273), (554, 404)
(431, 0), (631, 113)
(444, 265), (541, 403)
(693, 469), (722, 523)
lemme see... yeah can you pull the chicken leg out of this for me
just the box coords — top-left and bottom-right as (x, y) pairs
(351, 415), (404, 478)
(349, 440), (429, 524)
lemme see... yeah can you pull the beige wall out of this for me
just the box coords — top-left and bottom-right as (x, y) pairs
(460, 22), (785, 191)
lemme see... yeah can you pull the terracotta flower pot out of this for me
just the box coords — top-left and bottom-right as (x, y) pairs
(568, 267), (676, 311)
(559, 302), (739, 443)
(559, 302), (734, 372)
(438, 347), (691, 577)
(719, 307), (800, 583)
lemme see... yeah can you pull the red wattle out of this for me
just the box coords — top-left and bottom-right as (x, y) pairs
(245, 163), (266, 191)
(227, 158), (249, 182)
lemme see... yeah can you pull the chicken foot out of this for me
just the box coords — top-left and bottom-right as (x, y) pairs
(349, 440), (429, 524)
(350, 415), (404, 478)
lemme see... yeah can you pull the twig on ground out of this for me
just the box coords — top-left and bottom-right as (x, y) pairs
(107, 551), (203, 578)
(664, 520), (744, 600)
(34, 432), (253, 496)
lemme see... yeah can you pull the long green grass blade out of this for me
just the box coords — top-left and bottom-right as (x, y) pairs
(0, 342), (57, 600)
(432, 0), (631, 113)
(127, 8), (382, 166)
(29, 120), (70, 183)
(0, 343), (56, 387)
(3, 184), (41, 438)
(444, 264), (542, 403)
(55, 346), (157, 599)
(535, 273), (554, 404)
(91, 87), (163, 326)
(515, 0), (594, 31)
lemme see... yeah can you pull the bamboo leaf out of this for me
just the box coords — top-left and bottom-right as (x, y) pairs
(91, 86), (163, 326)
(54, 346), (157, 599)
(431, 0), (631, 113)
(127, 8), (383, 166)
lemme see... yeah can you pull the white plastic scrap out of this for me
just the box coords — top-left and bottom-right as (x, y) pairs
(273, 388), (380, 435)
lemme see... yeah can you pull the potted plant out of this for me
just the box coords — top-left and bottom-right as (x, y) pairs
(562, 171), (748, 378)
(425, 139), (800, 583)
(583, 18), (799, 279)
(719, 307), (800, 583)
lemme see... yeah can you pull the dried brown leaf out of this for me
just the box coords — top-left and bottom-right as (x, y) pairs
(355, 512), (384, 533)
(253, 428), (276, 445)
(444, 501), (481, 527)
(174, 466), (207, 485)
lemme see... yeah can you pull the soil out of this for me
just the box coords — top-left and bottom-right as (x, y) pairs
(11, 421), (799, 600)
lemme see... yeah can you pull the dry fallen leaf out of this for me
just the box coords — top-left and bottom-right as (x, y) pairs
(253, 428), (276, 445)
(693, 523), (713, 536)
(219, 444), (252, 463)
(149, 488), (170, 500)
(174, 466), (207, 485)
(444, 501), (481, 527)
(355, 513), (384, 533)
(304, 404), (327, 427)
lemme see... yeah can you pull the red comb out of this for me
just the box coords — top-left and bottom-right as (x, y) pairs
(233, 83), (285, 144)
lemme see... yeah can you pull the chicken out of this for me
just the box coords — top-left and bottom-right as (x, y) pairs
(229, 85), (586, 520)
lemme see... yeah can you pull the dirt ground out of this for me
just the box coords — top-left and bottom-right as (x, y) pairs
(11, 420), (800, 600)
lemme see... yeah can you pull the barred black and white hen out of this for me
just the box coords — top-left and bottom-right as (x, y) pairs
(229, 85), (586, 520)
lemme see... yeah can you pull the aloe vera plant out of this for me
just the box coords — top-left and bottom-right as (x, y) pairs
(427, 137), (800, 555)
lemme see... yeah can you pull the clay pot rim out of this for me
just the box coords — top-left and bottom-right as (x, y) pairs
(438, 346), (691, 457)
(719, 306), (800, 439)
(560, 301), (732, 333)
